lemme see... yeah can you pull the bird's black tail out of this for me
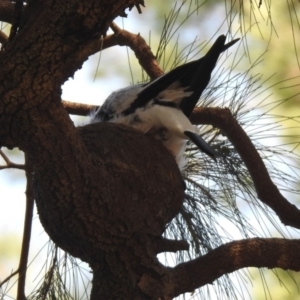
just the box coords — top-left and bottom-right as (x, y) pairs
(130, 35), (239, 116)
(184, 131), (217, 161)
(180, 35), (240, 117)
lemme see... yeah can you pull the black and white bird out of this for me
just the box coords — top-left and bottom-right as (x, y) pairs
(90, 35), (239, 169)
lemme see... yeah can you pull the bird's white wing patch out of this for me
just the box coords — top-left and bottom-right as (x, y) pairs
(158, 88), (192, 104)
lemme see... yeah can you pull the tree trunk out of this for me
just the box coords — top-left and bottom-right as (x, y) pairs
(0, 0), (186, 298)
(34, 123), (184, 299)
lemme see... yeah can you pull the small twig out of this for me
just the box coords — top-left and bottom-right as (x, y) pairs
(0, 269), (19, 288)
(0, 149), (25, 170)
(17, 153), (34, 300)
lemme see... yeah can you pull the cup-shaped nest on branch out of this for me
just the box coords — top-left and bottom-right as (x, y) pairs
(34, 122), (184, 263)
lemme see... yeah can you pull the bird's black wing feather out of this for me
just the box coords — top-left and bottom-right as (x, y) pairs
(123, 35), (239, 117)
(122, 63), (195, 115)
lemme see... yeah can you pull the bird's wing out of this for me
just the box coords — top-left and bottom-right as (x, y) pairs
(122, 35), (239, 117)
(92, 84), (144, 121)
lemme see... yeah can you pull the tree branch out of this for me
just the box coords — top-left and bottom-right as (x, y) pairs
(171, 238), (300, 297)
(0, 269), (19, 288)
(76, 22), (163, 80)
(61, 100), (97, 116)
(190, 107), (300, 229)
(17, 153), (34, 300)
(110, 22), (163, 80)
(0, 148), (25, 169)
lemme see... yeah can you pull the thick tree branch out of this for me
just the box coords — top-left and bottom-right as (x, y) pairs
(110, 22), (163, 79)
(190, 107), (300, 229)
(76, 22), (163, 80)
(170, 238), (300, 297)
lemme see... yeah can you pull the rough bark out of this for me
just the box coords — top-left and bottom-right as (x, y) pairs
(34, 122), (184, 299)
(0, 0), (185, 298)
(171, 238), (300, 297)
